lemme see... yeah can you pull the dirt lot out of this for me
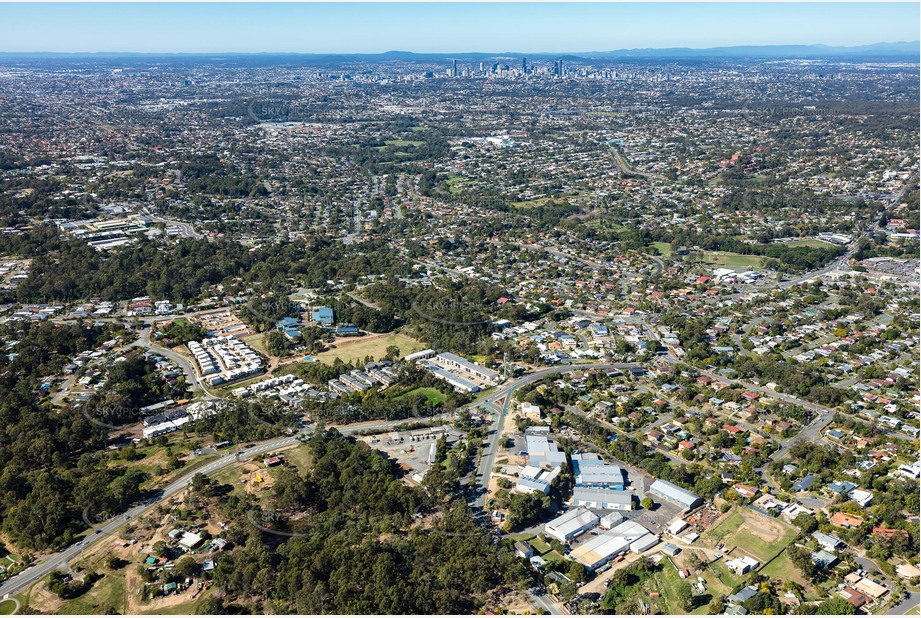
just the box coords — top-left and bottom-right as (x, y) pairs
(704, 507), (797, 562)
(491, 588), (536, 614)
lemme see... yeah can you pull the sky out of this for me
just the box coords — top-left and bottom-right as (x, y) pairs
(0, 3), (918, 54)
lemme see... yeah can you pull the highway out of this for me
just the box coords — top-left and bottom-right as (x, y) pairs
(0, 415), (446, 600)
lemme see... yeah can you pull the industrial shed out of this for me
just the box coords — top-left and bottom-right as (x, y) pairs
(570, 520), (659, 571)
(544, 508), (599, 542)
(572, 487), (633, 510)
(649, 479), (703, 510)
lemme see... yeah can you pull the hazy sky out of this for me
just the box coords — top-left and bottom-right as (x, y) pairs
(0, 3), (918, 54)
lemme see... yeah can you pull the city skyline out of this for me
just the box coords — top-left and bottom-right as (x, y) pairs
(0, 2), (918, 54)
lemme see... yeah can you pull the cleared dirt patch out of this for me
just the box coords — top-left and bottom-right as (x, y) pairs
(705, 507), (797, 563)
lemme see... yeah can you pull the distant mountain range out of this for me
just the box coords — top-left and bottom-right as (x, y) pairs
(582, 41), (920, 59)
(1, 42), (918, 63)
(352, 42), (920, 60)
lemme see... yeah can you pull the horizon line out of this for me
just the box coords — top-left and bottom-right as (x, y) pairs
(1, 40), (919, 56)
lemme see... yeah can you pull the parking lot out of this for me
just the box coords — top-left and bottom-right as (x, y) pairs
(620, 500), (685, 535)
(368, 426), (463, 476)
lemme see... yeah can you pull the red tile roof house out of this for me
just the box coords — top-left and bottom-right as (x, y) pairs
(723, 424), (743, 434)
(774, 421), (792, 433)
(873, 527), (910, 541)
(841, 588), (870, 610)
(831, 513), (864, 528)
(732, 483), (758, 498)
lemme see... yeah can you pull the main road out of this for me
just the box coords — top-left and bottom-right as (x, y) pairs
(0, 415), (448, 600)
(746, 174), (918, 293)
(470, 362), (640, 511)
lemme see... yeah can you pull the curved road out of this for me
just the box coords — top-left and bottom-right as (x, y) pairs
(0, 414), (447, 600)
(132, 325), (219, 399)
(471, 362), (640, 511)
(884, 590), (919, 616)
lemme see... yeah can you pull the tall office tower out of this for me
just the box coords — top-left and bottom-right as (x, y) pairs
(522, 57), (527, 74)
(452, 59), (458, 77)
(479, 62), (484, 73)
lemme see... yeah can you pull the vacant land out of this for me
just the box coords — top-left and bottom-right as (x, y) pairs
(651, 561), (713, 614)
(314, 333), (425, 365)
(281, 443), (313, 472)
(706, 510), (745, 541)
(651, 242), (674, 257)
(241, 332), (267, 353)
(761, 549), (809, 587)
(704, 507), (797, 562)
(27, 570), (127, 615)
(700, 251), (764, 268)
(385, 139), (425, 147)
(397, 387), (447, 405)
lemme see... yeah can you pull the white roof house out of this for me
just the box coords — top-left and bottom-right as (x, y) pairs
(726, 555), (760, 575)
(178, 532), (203, 550)
(847, 488), (873, 507)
